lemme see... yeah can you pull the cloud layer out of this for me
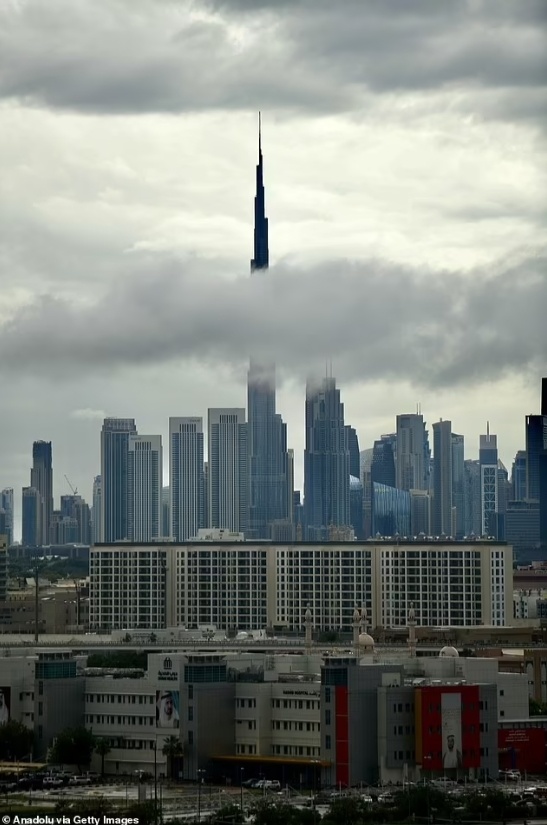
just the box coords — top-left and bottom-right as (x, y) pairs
(0, 0), (545, 121)
(1, 251), (544, 389)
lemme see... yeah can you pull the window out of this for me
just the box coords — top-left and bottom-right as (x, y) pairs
(325, 735), (331, 750)
(188, 706), (194, 722)
(325, 710), (331, 725)
(188, 685), (193, 700)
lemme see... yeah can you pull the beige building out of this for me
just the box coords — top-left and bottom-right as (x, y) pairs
(90, 540), (513, 633)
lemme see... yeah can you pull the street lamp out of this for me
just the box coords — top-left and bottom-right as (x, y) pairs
(153, 741), (158, 825)
(240, 767), (244, 814)
(197, 768), (205, 822)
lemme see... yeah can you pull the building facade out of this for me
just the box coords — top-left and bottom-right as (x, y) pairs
(169, 417), (204, 542)
(101, 418), (138, 543)
(127, 434), (163, 542)
(90, 540), (513, 633)
(304, 377), (350, 540)
(208, 409), (248, 533)
(432, 421), (452, 536)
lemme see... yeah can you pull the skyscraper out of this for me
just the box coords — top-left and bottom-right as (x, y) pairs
(92, 475), (102, 545)
(208, 409), (248, 533)
(346, 426), (361, 481)
(0, 489), (13, 547)
(250, 112), (268, 273)
(31, 440), (53, 546)
(22, 486), (40, 547)
(451, 433), (465, 539)
(479, 428), (498, 536)
(247, 114), (292, 539)
(303, 376), (350, 539)
(169, 417), (204, 541)
(100, 417), (137, 543)
(432, 420), (452, 536)
(127, 434), (162, 542)
(396, 414), (430, 492)
(371, 435), (396, 488)
(512, 451), (527, 502)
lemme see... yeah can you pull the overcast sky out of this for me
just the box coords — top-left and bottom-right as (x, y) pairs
(1, 0), (546, 537)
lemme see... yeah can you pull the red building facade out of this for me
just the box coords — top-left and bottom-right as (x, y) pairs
(416, 684), (481, 772)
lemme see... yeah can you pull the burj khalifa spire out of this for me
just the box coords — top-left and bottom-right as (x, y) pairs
(251, 112), (269, 272)
(247, 114), (292, 539)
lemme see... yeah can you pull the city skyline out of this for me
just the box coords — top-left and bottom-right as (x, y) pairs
(0, 1), (545, 532)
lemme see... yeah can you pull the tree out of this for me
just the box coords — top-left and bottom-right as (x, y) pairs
(205, 803), (245, 824)
(94, 737), (111, 776)
(48, 726), (95, 773)
(0, 719), (34, 761)
(162, 735), (183, 781)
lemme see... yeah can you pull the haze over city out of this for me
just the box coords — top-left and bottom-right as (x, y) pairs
(0, 0), (545, 535)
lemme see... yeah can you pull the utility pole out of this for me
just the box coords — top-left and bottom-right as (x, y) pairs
(34, 553), (39, 643)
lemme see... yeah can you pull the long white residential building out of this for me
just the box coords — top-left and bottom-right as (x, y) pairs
(90, 541), (513, 633)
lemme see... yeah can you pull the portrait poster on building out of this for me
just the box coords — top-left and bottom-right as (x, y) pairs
(156, 690), (180, 728)
(441, 692), (462, 770)
(0, 687), (11, 725)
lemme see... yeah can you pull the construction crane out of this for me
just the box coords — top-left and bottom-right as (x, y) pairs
(64, 474), (78, 496)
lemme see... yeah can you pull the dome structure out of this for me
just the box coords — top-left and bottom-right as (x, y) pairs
(358, 632), (375, 650)
(439, 645), (459, 658)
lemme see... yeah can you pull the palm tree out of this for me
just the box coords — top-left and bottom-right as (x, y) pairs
(94, 737), (111, 777)
(162, 736), (183, 781)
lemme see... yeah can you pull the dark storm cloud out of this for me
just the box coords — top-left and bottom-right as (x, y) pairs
(0, 252), (544, 389)
(0, 0), (544, 118)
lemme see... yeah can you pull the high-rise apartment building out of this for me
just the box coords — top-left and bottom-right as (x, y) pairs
(303, 377), (350, 540)
(92, 475), (102, 545)
(100, 418), (137, 543)
(169, 417), (204, 541)
(480, 429), (498, 537)
(127, 434), (162, 542)
(21, 486), (40, 547)
(371, 435), (396, 488)
(464, 459), (481, 536)
(396, 414), (430, 492)
(161, 486), (170, 539)
(208, 409), (248, 533)
(0, 488), (13, 547)
(432, 420), (453, 536)
(247, 118), (292, 539)
(451, 433), (465, 539)
(31, 441), (53, 546)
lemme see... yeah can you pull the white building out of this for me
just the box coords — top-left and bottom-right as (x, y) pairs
(128, 435), (163, 542)
(90, 541), (513, 633)
(208, 409), (248, 533)
(169, 417), (204, 542)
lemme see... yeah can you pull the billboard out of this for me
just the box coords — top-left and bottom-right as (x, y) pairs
(156, 690), (180, 728)
(441, 692), (462, 770)
(0, 687), (10, 725)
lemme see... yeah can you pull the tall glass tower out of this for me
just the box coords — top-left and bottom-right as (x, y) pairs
(100, 418), (137, 543)
(31, 441), (53, 546)
(303, 376), (350, 540)
(247, 114), (292, 539)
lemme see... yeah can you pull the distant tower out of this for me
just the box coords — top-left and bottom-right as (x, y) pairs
(127, 434), (162, 542)
(407, 602), (417, 658)
(304, 605), (313, 652)
(479, 427), (498, 536)
(100, 417), (137, 543)
(169, 417), (204, 541)
(31, 441), (53, 546)
(432, 420), (452, 536)
(247, 114), (292, 539)
(92, 475), (102, 545)
(208, 409), (248, 532)
(304, 376), (350, 540)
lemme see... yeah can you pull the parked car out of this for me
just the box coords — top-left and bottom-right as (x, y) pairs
(69, 776), (92, 786)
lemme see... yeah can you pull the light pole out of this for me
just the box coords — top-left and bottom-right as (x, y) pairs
(240, 767), (244, 814)
(197, 768), (205, 822)
(153, 741), (158, 825)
